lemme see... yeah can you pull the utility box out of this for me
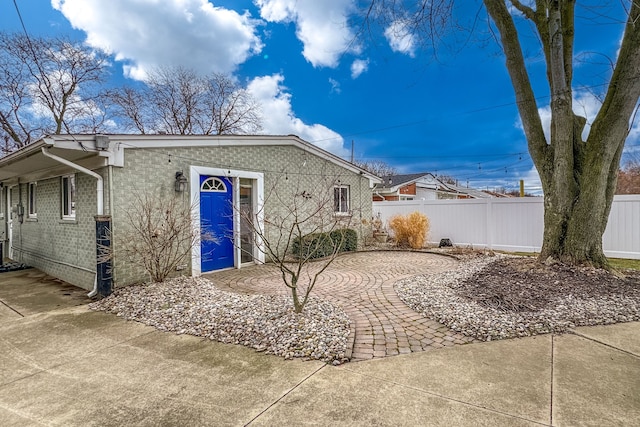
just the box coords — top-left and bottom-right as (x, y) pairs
(95, 134), (110, 151)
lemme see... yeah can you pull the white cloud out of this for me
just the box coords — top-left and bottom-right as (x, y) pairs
(247, 74), (348, 157)
(350, 58), (369, 78)
(52, 0), (263, 79)
(384, 20), (416, 57)
(255, 0), (357, 68)
(328, 78), (341, 94)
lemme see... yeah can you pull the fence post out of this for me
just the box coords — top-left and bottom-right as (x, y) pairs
(486, 198), (493, 250)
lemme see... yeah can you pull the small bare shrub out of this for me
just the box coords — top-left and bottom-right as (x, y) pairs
(389, 211), (430, 249)
(120, 193), (208, 283)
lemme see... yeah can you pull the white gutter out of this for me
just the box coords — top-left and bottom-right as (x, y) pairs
(373, 190), (386, 200)
(41, 147), (104, 297)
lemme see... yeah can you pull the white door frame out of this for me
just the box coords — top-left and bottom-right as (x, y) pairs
(6, 185), (13, 259)
(189, 166), (264, 276)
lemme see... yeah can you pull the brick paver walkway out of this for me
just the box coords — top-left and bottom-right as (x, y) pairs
(205, 251), (477, 361)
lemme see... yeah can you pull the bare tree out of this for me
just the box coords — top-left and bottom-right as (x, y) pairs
(238, 173), (357, 313)
(366, 1), (640, 267)
(354, 159), (397, 177)
(109, 66), (262, 135)
(107, 86), (150, 134)
(617, 154), (640, 194)
(437, 174), (457, 185)
(204, 73), (262, 135)
(119, 193), (208, 283)
(0, 32), (110, 153)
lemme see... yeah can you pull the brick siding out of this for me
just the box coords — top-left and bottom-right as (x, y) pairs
(109, 143), (374, 286)
(9, 171), (106, 290)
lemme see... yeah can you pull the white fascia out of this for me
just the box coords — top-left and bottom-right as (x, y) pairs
(112, 134), (381, 187)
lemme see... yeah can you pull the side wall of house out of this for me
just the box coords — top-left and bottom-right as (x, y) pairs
(415, 187), (438, 200)
(400, 183), (417, 196)
(8, 169), (109, 290)
(109, 143), (374, 287)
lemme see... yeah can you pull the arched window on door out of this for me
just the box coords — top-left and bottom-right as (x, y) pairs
(201, 177), (227, 192)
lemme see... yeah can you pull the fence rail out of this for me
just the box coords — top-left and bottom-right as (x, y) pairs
(373, 195), (640, 260)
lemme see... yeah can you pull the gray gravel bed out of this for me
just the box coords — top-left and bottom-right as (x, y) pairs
(90, 276), (351, 364)
(396, 255), (640, 341)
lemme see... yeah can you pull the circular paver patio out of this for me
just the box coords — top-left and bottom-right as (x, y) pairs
(205, 251), (478, 361)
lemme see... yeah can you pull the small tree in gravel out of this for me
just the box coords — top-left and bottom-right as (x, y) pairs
(238, 173), (357, 313)
(120, 193), (210, 283)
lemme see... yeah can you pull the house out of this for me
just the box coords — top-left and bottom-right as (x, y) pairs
(0, 134), (381, 296)
(436, 182), (495, 199)
(373, 173), (492, 201)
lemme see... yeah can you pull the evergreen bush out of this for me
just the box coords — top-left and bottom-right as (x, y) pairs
(292, 228), (358, 259)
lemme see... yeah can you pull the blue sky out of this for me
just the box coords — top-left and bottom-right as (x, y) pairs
(2, 0), (638, 193)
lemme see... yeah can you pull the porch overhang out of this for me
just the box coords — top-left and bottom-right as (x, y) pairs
(0, 136), (110, 184)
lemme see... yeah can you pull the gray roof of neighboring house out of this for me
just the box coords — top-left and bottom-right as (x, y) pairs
(374, 171), (496, 199)
(374, 172), (436, 189)
(438, 182), (494, 198)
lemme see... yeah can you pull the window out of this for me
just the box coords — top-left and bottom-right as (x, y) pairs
(333, 185), (349, 214)
(201, 177), (227, 192)
(239, 179), (254, 264)
(0, 186), (3, 220)
(28, 182), (37, 218)
(61, 174), (76, 220)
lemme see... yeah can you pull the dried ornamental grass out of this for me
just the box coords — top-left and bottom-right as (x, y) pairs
(389, 211), (430, 249)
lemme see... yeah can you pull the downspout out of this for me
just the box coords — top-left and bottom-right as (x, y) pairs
(42, 147), (103, 214)
(41, 147), (106, 297)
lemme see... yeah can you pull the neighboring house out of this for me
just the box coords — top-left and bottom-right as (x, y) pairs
(373, 173), (492, 201)
(437, 182), (495, 199)
(0, 134), (380, 295)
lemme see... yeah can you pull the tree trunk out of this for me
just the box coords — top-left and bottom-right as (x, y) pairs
(483, 0), (640, 268)
(540, 167), (611, 267)
(291, 285), (303, 314)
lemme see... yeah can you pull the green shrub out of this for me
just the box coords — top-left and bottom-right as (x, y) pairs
(388, 212), (429, 249)
(292, 228), (358, 259)
(291, 232), (334, 259)
(330, 228), (358, 252)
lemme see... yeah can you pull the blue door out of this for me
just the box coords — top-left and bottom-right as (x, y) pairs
(200, 176), (234, 272)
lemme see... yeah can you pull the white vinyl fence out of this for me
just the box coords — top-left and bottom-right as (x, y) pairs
(373, 195), (640, 260)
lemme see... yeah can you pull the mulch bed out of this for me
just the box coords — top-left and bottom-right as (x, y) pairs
(457, 257), (640, 313)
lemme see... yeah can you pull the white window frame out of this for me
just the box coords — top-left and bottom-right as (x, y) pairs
(201, 177), (227, 192)
(333, 185), (350, 215)
(28, 182), (37, 218)
(0, 186), (3, 220)
(61, 174), (76, 220)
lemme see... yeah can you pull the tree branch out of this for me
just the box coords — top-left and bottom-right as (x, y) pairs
(483, 0), (549, 177)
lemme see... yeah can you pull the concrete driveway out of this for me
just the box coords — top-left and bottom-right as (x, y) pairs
(1, 268), (639, 426)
